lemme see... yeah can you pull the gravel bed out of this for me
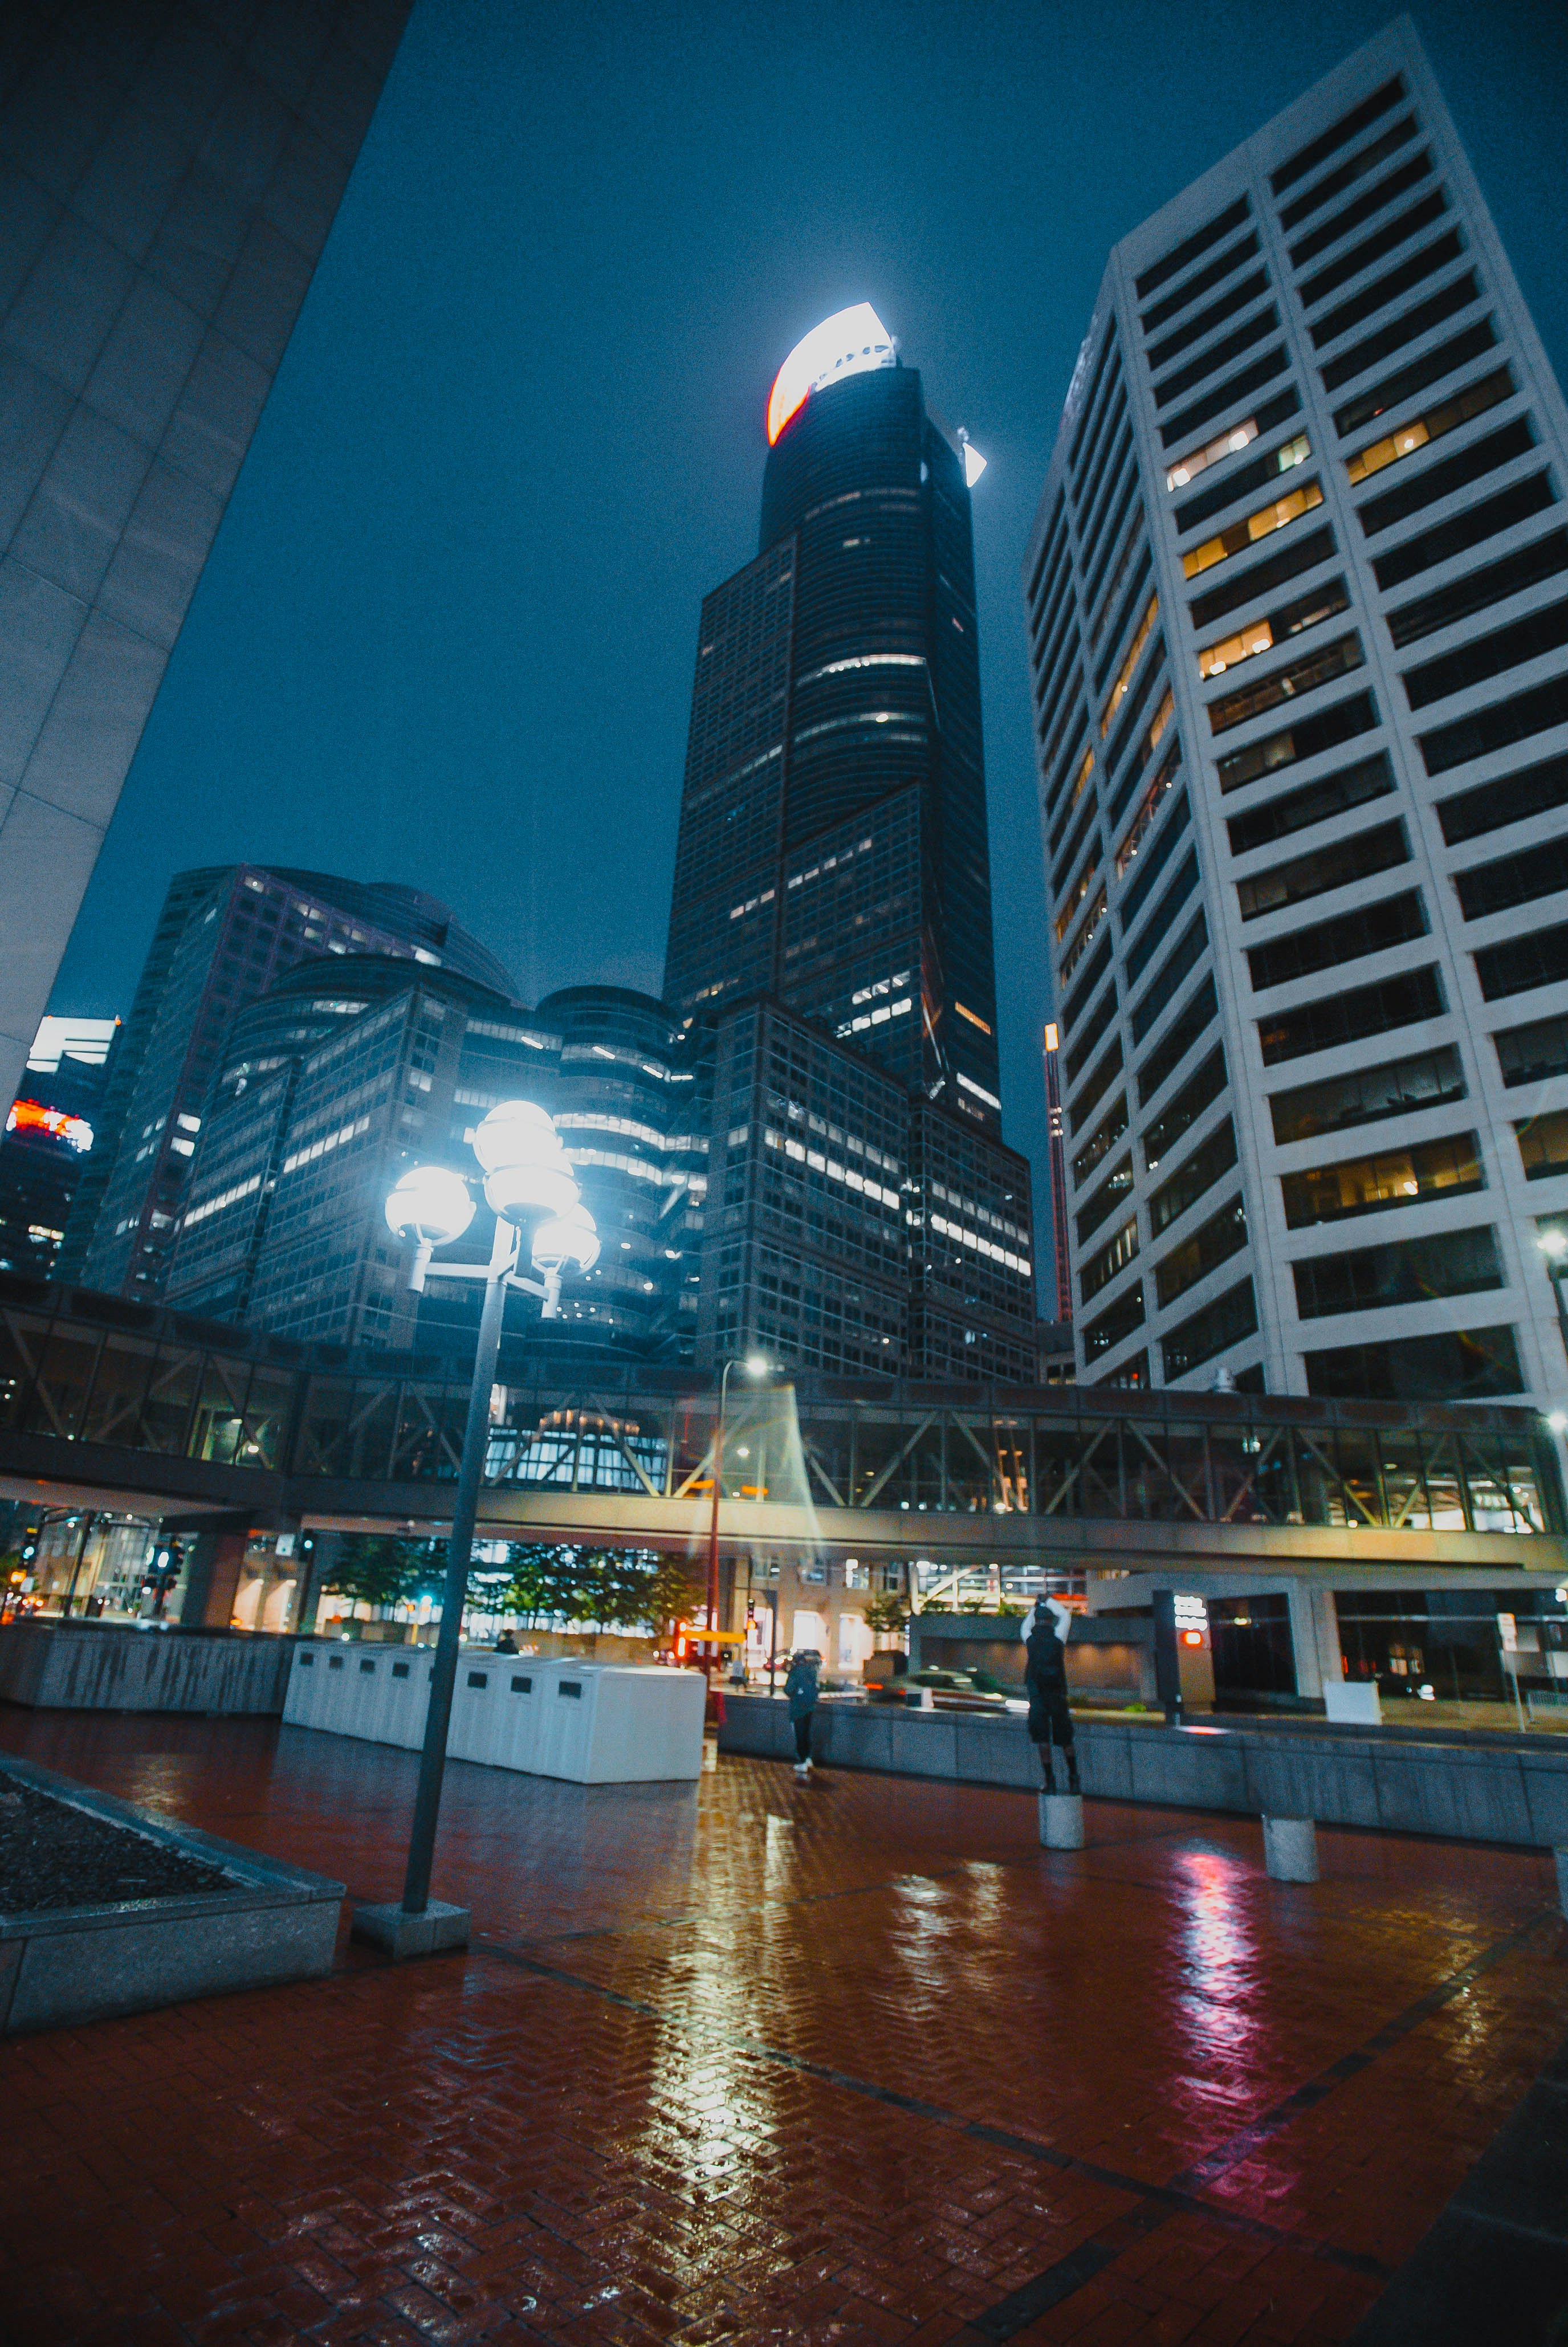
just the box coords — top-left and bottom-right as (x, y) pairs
(0, 1777), (235, 1914)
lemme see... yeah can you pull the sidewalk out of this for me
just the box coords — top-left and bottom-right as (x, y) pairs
(1, 1706), (1564, 2344)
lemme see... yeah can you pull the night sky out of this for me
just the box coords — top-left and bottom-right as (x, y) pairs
(49, 0), (1568, 1281)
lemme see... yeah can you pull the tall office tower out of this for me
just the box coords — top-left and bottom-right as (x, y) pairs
(665, 307), (1003, 1131)
(1023, 20), (1568, 1404)
(0, 1), (414, 1115)
(62, 865), (514, 1299)
(1041, 1022), (1073, 1323)
(167, 971), (710, 1356)
(0, 1014), (117, 1276)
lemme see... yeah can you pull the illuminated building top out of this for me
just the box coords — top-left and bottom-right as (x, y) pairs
(765, 303), (895, 445)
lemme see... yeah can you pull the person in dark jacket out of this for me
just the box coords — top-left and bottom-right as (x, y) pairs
(784, 1648), (821, 1775)
(1022, 1596), (1080, 1793)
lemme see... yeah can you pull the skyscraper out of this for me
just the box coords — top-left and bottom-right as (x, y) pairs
(62, 865), (514, 1299)
(0, 1014), (117, 1277)
(666, 308), (1003, 1131)
(0, 1), (414, 1116)
(1024, 19), (1568, 1405)
(669, 308), (1036, 1382)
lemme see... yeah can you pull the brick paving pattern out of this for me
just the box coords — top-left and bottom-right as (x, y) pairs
(0, 1707), (1562, 2344)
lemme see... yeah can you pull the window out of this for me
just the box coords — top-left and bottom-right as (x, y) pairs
(1136, 195), (1251, 298)
(1281, 1132), (1483, 1228)
(1167, 414), (1259, 493)
(1144, 1045), (1227, 1170)
(1130, 913), (1207, 1045)
(1420, 672), (1568, 778)
(1077, 1155), (1134, 1245)
(1126, 849), (1199, 991)
(1494, 1014), (1568, 1089)
(1072, 1094), (1127, 1187)
(1054, 852), (1099, 940)
(1148, 272), (1272, 376)
(1358, 415), (1534, 539)
(1190, 525), (1336, 632)
(1268, 1044), (1465, 1143)
(1334, 317), (1498, 439)
(1270, 75), (1405, 196)
(1216, 689), (1378, 794)
(1161, 1278), (1258, 1380)
(1346, 366), (1513, 490)
(1405, 597), (1568, 714)
(1155, 1193), (1248, 1307)
(1081, 1216), (1139, 1306)
(1064, 985), (1119, 1088)
(1237, 818), (1407, 922)
(1137, 975), (1217, 1106)
(1198, 577), (1348, 683)
(1107, 694), (1177, 831)
(1372, 474), (1556, 593)
(1160, 350), (1292, 453)
(1298, 189), (1449, 315)
(1099, 596), (1159, 736)
(1455, 834), (1568, 923)
(1116, 757), (1181, 879)
(1292, 1224), (1501, 1318)
(1060, 887), (1107, 984)
(1289, 149), (1433, 271)
(1247, 887), (1425, 991)
(1309, 229), (1464, 353)
(1067, 1036), (1123, 1135)
(1061, 932), (1113, 1032)
(1143, 233), (1262, 335)
(1227, 751), (1394, 857)
(1517, 1113), (1568, 1181)
(1387, 532), (1568, 652)
(1304, 1325), (1522, 1400)
(1174, 431), (1311, 535)
(1258, 964), (1444, 1065)
(1278, 112), (1417, 233)
(1093, 547), (1152, 678)
(1320, 271), (1480, 396)
(1183, 479), (1325, 579)
(1151, 1116), (1237, 1235)
(1209, 634), (1364, 736)
(1052, 792), (1100, 897)
(1120, 793), (1190, 934)
(1082, 1281), (1146, 1360)
(1473, 921), (1568, 1003)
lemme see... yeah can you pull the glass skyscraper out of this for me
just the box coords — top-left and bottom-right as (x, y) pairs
(666, 321), (1003, 1131)
(1025, 22), (1568, 1407)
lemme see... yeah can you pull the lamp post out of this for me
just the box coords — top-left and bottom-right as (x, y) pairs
(704, 1353), (768, 1690)
(353, 1101), (598, 1959)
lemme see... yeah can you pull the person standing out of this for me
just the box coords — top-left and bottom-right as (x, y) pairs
(784, 1647), (821, 1776)
(1022, 1596), (1080, 1794)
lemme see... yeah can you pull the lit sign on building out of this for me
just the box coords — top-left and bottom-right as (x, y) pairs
(6, 1099), (93, 1153)
(766, 303), (895, 445)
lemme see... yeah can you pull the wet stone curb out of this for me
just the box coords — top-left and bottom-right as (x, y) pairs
(0, 1755), (345, 2035)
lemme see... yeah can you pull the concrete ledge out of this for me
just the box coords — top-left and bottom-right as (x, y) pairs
(351, 1900), (470, 1959)
(716, 1696), (1568, 1848)
(0, 1621), (298, 1714)
(0, 1757), (345, 2033)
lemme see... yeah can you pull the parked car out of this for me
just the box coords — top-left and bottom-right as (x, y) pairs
(886, 1667), (1012, 1715)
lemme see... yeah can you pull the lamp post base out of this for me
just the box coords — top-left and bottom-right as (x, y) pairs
(351, 1900), (471, 1959)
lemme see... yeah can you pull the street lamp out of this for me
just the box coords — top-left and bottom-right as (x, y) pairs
(703, 1353), (769, 1691)
(362, 1101), (599, 1956)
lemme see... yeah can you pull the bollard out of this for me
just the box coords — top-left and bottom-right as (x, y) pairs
(1262, 1816), (1319, 1883)
(1038, 1791), (1085, 1849)
(1555, 1849), (1568, 1920)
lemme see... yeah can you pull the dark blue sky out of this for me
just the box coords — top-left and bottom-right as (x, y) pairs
(52, 0), (1567, 1276)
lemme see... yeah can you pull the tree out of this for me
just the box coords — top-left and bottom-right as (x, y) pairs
(323, 1535), (435, 1612)
(864, 1591), (910, 1644)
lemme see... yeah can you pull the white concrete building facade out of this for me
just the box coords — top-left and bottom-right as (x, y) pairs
(1024, 18), (1568, 1410)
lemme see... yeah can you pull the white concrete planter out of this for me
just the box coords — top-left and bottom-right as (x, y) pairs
(285, 1643), (706, 1783)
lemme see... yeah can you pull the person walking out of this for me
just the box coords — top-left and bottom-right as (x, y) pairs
(1022, 1595), (1080, 1794)
(784, 1647), (821, 1776)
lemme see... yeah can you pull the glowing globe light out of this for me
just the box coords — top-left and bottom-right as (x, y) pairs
(766, 302), (894, 445)
(484, 1159), (579, 1227)
(471, 1098), (560, 1175)
(532, 1203), (600, 1277)
(385, 1164), (474, 1246)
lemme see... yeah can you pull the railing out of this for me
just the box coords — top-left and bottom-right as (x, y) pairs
(0, 1277), (1559, 1538)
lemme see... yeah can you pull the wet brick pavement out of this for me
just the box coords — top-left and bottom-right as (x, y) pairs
(0, 1708), (1563, 2345)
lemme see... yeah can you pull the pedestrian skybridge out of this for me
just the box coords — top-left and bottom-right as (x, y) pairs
(0, 1277), (1562, 1578)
